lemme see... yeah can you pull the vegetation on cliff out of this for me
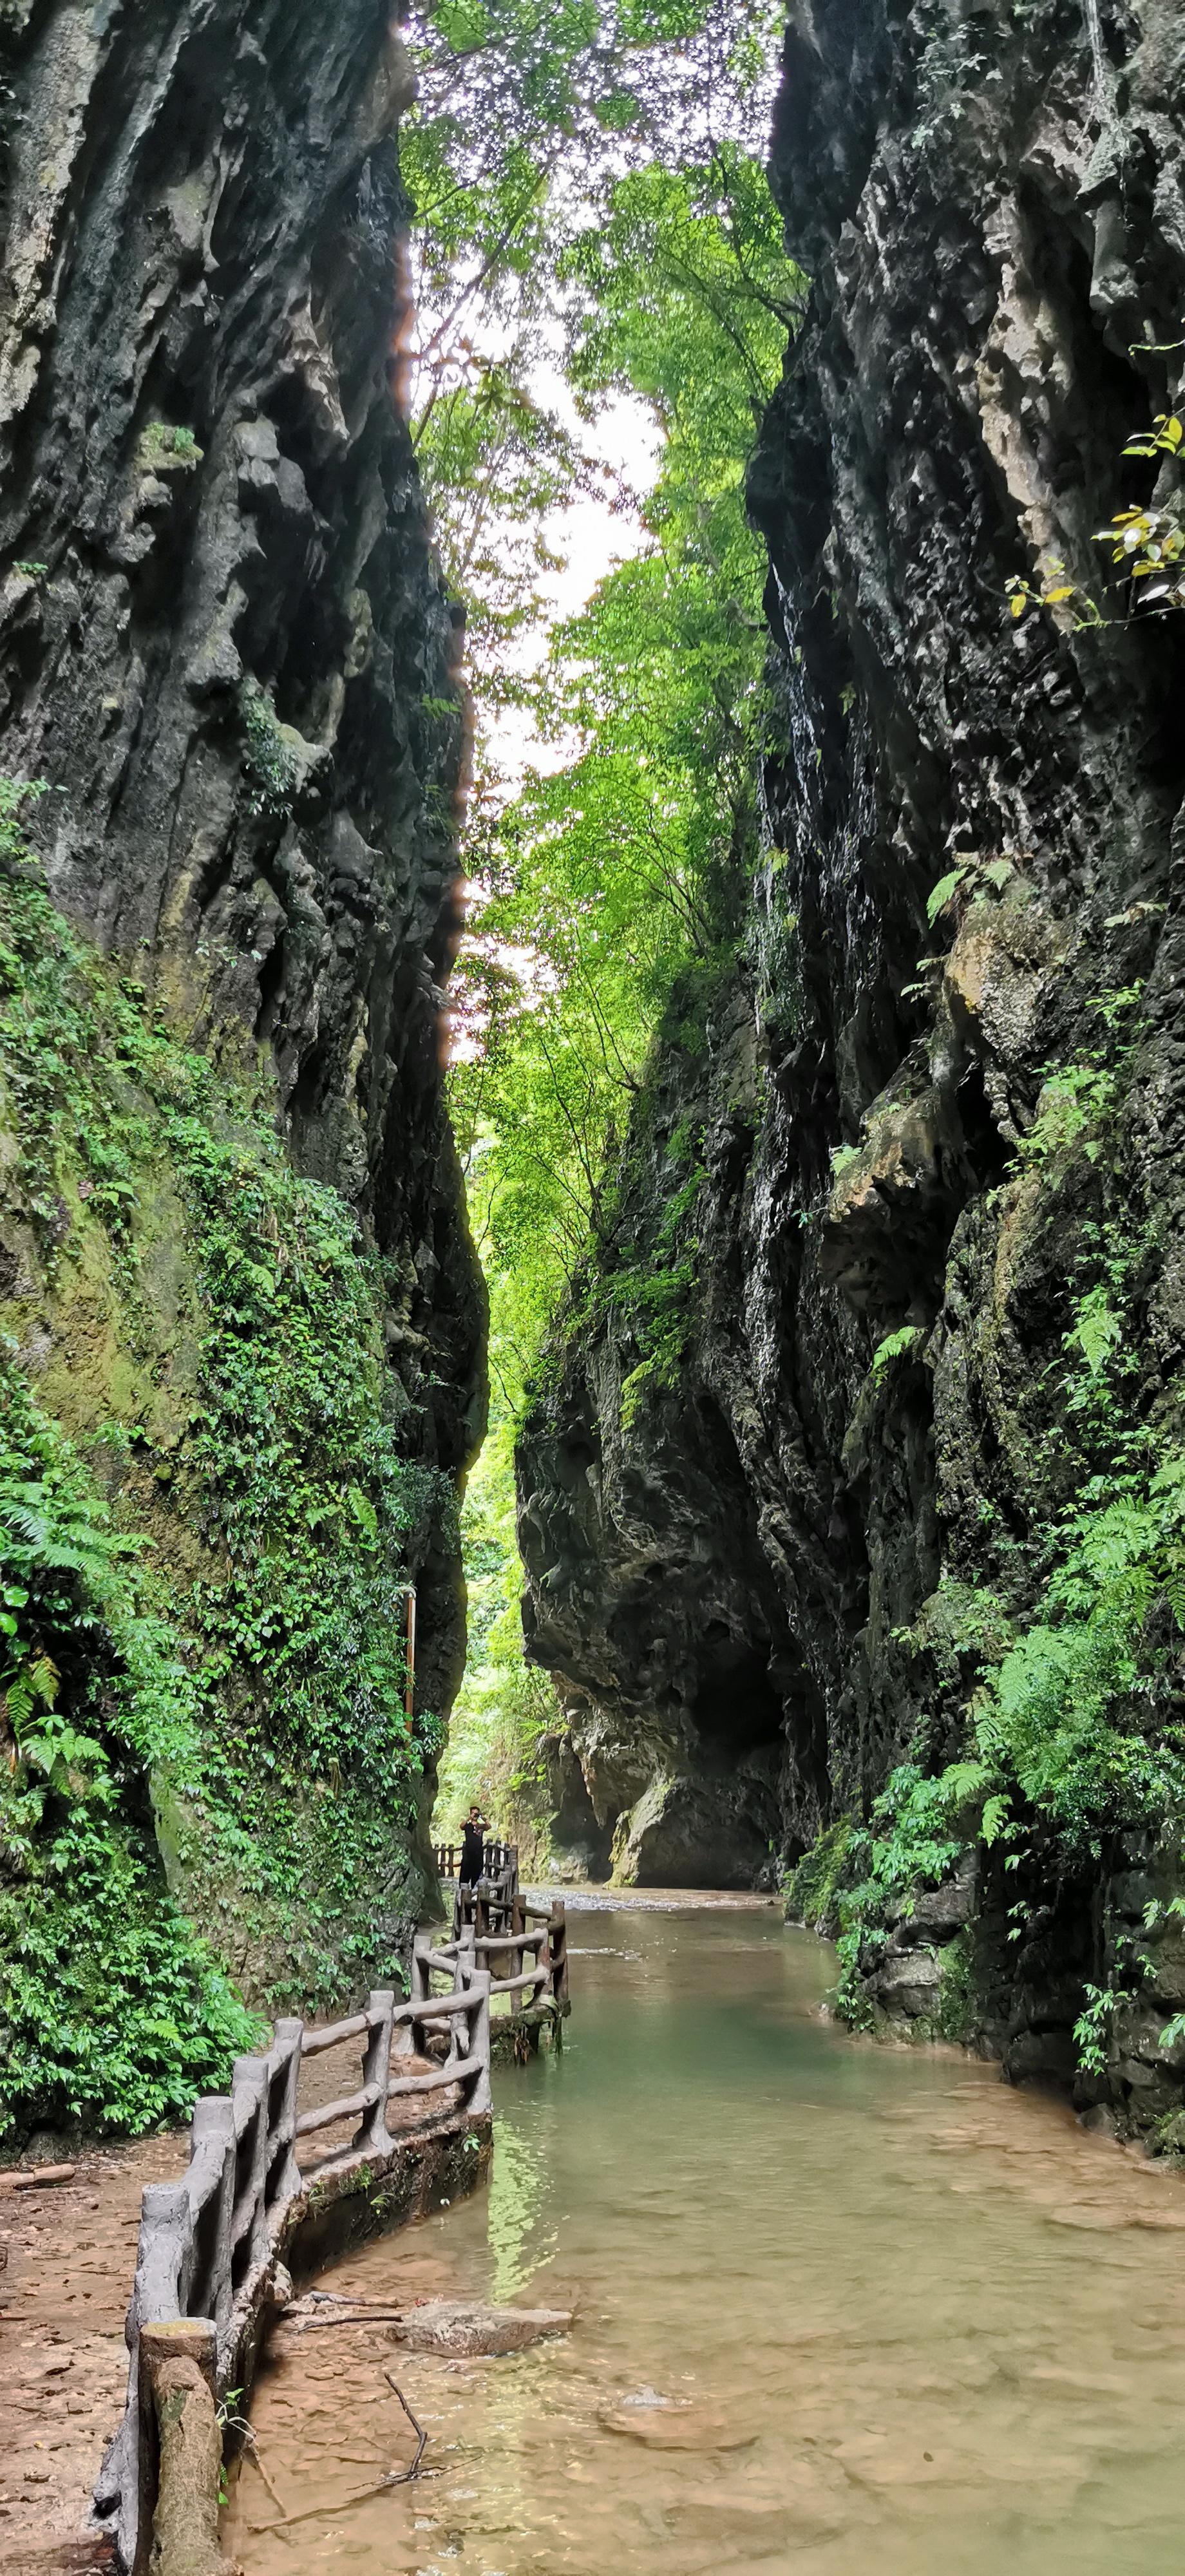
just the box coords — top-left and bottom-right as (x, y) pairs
(0, 795), (446, 2141)
(0, 0), (482, 2144)
(793, 1005), (1185, 2056)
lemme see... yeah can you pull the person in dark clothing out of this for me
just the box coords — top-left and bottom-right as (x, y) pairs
(459, 1804), (488, 1887)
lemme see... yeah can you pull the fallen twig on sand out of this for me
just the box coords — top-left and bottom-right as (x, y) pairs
(247, 2477), (395, 2533)
(382, 2371), (428, 2482)
(244, 2434), (288, 2519)
(246, 2368), (428, 2532)
(305, 2298), (394, 2318)
(276, 2308), (406, 2333)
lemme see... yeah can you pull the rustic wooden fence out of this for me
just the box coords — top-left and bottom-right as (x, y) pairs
(95, 1859), (571, 2573)
(417, 1902), (569, 2016)
(96, 1941), (493, 2573)
(433, 1835), (518, 1882)
(433, 1839), (536, 1953)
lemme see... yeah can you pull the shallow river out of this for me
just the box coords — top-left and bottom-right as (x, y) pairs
(227, 1897), (1185, 2576)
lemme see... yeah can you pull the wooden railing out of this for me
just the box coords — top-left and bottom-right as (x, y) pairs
(97, 1886), (571, 2570)
(453, 1857), (518, 1940)
(433, 1835), (518, 1884)
(97, 1947), (492, 2572)
(421, 1902), (569, 2016)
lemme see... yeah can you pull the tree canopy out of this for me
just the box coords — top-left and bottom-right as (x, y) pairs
(403, 1), (800, 1819)
(403, 1), (788, 701)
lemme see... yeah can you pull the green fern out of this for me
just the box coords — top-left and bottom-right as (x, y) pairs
(2, 1647), (59, 1732)
(870, 1324), (924, 1381)
(0, 1479), (140, 1588)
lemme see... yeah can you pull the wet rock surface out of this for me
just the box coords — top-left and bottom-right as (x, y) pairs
(389, 2300), (573, 2356)
(517, 0), (1185, 2123)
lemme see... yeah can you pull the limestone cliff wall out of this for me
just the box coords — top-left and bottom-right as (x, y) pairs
(0, 0), (484, 2043)
(518, 0), (1185, 2127)
(0, 0), (480, 1481)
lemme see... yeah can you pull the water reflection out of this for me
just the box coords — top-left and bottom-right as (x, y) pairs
(227, 1901), (1185, 2576)
(488, 2118), (552, 2301)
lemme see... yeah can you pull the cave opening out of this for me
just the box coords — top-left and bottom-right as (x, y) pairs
(689, 1622), (786, 1760)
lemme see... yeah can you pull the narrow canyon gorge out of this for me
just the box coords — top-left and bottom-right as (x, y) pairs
(517, 0), (1185, 2134)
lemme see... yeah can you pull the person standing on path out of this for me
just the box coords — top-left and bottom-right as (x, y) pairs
(459, 1803), (489, 1888)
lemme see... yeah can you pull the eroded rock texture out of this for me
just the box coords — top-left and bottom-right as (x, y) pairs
(518, 0), (1185, 2118)
(0, 2), (483, 1969)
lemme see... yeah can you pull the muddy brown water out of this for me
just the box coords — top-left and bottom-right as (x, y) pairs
(225, 1897), (1185, 2576)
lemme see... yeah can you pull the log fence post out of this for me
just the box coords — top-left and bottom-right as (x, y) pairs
(135, 2180), (188, 2324)
(229, 2057), (270, 2286)
(130, 2184), (191, 2576)
(549, 1900), (569, 2007)
(184, 2099), (235, 2338)
(140, 2318), (229, 2576)
(410, 1931), (434, 2056)
(265, 2020), (304, 2213)
(464, 1966), (493, 2118)
(357, 1990), (395, 2152)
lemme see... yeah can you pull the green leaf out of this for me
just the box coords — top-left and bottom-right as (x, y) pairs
(346, 1486), (379, 1544)
(925, 866), (967, 924)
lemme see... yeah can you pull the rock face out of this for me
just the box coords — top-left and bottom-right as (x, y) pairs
(0, 1), (484, 2018)
(0, 1), (480, 1517)
(388, 2300), (573, 2356)
(518, 0), (1185, 2122)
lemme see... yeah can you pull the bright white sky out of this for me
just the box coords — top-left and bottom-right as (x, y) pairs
(485, 371), (663, 786)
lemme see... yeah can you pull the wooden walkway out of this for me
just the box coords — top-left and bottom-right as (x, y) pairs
(0, 1853), (568, 2575)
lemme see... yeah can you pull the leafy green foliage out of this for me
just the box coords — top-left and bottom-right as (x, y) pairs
(1019, 1062), (1117, 1164)
(0, 1349), (262, 2142)
(1074, 1980), (1124, 2076)
(870, 1325), (924, 1382)
(450, 148), (798, 1379)
(415, 354), (613, 700)
(831, 1765), (969, 2027)
(137, 421), (204, 471)
(0, 802), (448, 2135)
(806, 1008), (1185, 2055)
(590, 1107), (706, 1424)
(173, 1124), (443, 1797)
(971, 1448), (1185, 1851)
(1018, 990), (1141, 1170)
(908, 2), (997, 152)
(238, 681), (302, 817)
(936, 1930), (976, 2043)
(784, 1819), (853, 1933)
(1006, 384), (1185, 627)
(404, 2), (785, 697)
(831, 1435), (1185, 2040)
(435, 1387), (556, 1861)
(925, 852), (1018, 927)
(1005, 555), (1106, 631)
